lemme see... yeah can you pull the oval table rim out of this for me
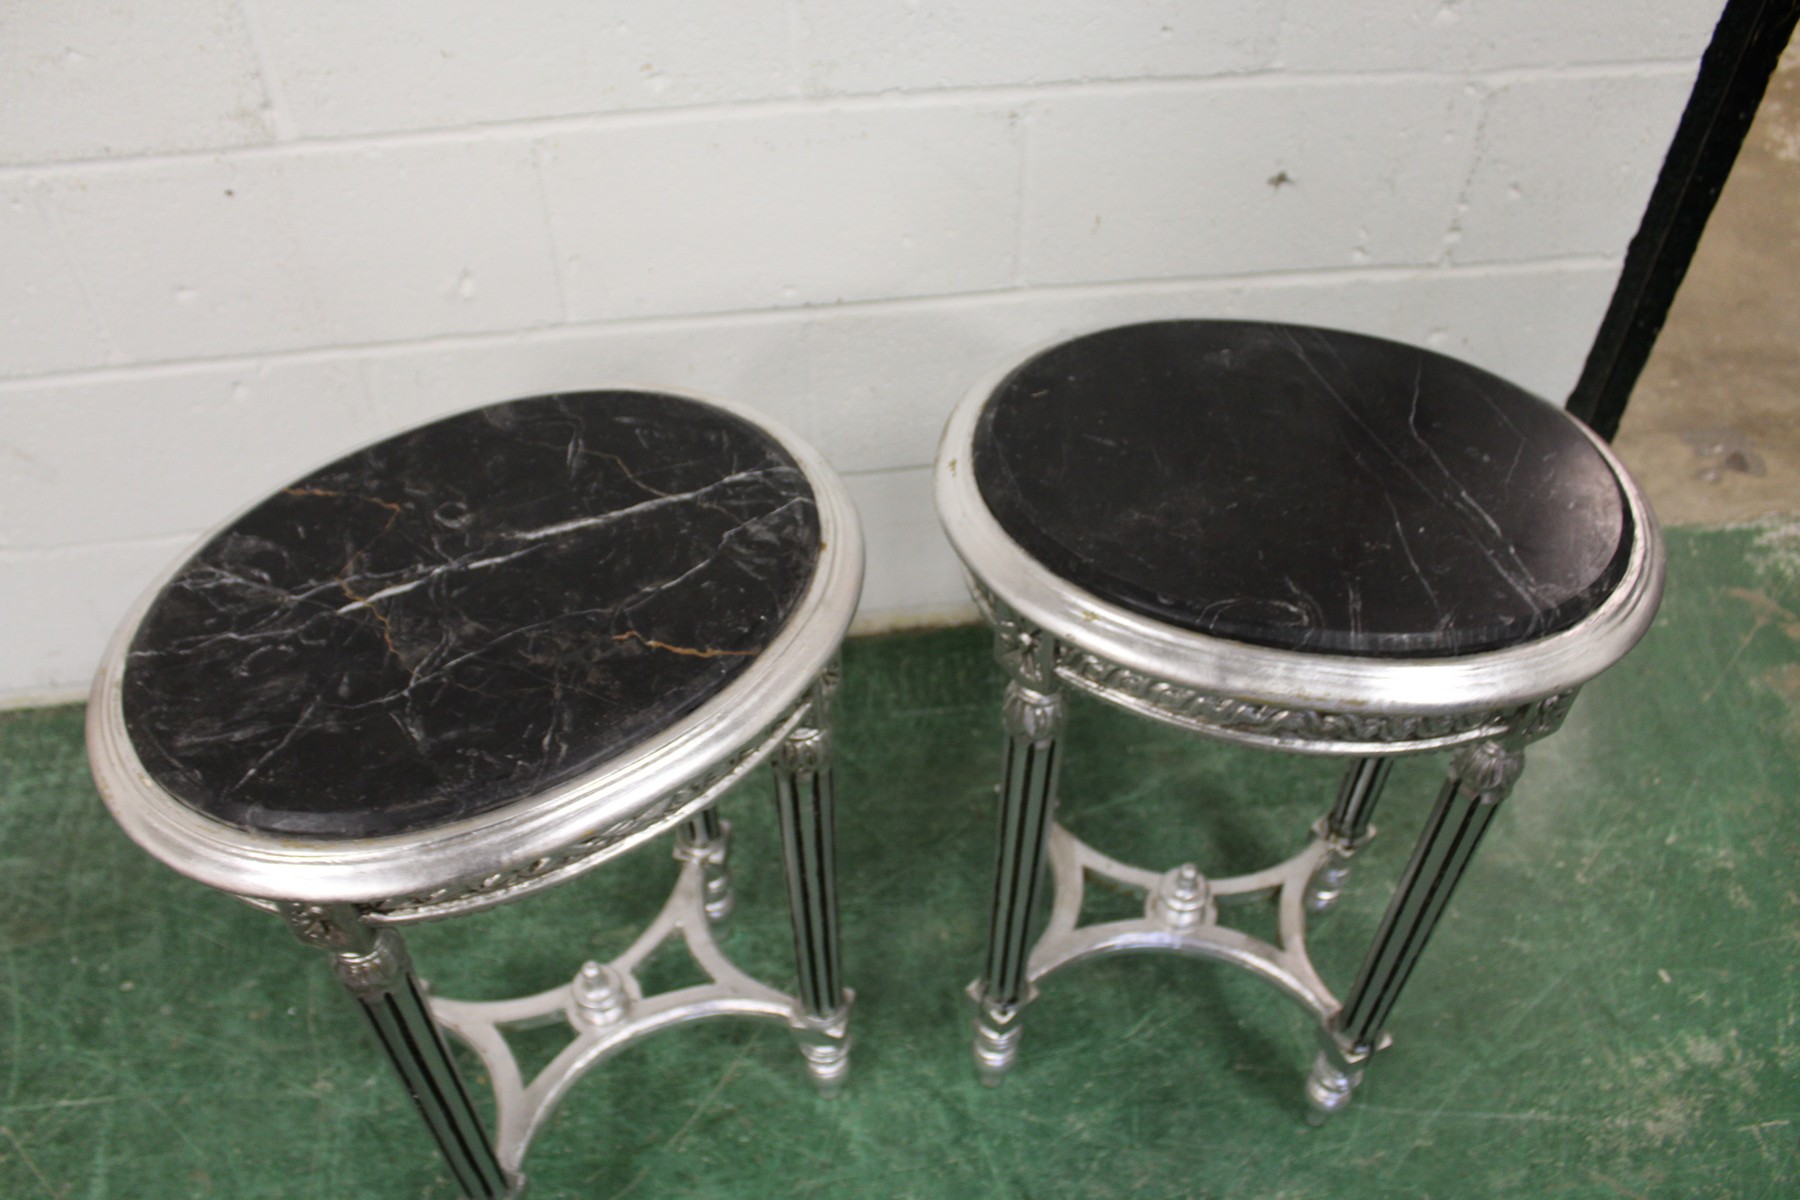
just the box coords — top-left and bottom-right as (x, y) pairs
(933, 328), (1667, 719)
(87, 387), (864, 908)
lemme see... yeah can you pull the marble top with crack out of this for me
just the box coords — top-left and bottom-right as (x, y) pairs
(121, 392), (820, 840)
(972, 320), (1632, 658)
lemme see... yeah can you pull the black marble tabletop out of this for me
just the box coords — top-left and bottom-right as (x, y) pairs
(972, 320), (1632, 658)
(122, 392), (821, 840)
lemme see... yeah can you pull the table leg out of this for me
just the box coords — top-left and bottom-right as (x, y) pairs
(676, 806), (735, 923)
(970, 617), (1066, 1087)
(1307, 757), (1394, 913)
(282, 903), (516, 1199)
(1307, 740), (1525, 1118)
(772, 677), (851, 1096)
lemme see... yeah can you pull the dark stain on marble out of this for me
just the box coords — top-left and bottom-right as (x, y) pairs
(122, 392), (820, 840)
(973, 320), (1634, 657)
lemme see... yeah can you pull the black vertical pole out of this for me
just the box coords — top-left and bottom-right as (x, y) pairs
(1566, 0), (1799, 439)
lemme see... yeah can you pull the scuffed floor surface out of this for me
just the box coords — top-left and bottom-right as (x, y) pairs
(3, 522), (1797, 1199)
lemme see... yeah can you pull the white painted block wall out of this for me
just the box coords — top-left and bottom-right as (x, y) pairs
(0, 1), (1723, 703)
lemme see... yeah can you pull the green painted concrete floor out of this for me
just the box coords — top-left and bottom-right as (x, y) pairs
(3, 521), (1798, 1199)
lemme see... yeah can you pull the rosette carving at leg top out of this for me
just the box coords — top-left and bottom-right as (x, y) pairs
(1001, 681), (1065, 743)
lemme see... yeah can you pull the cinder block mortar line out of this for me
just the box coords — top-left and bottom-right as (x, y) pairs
(786, 0), (809, 99)
(1447, 60), (1699, 88)
(25, 182), (117, 361)
(0, 61), (1702, 179)
(1269, 0), (1298, 66)
(0, 532), (196, 562)
(234, 0), (301, 142)
(1439, 81), (1500, 266)
(841, 462), (938, 483)
(529, 142), (573, 324)
(1011, 106), (1032, 288)
(0, 256), (1621, 394)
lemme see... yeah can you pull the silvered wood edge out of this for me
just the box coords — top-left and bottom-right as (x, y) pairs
(86, 388), (864, 909)
(974, 579), (1576, 755)
(365, 691), (810, 923)
(934, 339), (1666, 720)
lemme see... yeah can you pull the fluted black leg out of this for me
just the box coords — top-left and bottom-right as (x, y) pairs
(1308, 756), (1395, 913)
(282, 904), (514, 1199)
(676, 805), (734, 923)
(1307, 740), (1524, 1118)
(970, 618), (1066, 1086)
(772, 674), (851, 1095)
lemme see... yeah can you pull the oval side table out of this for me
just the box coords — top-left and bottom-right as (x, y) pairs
(87, 390), (862, 1197)
(933, 320), (1665, 1117)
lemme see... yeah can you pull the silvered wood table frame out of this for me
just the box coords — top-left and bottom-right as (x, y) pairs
(934, 357), (1665, 1118)
(88, 393), (863, 1199)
